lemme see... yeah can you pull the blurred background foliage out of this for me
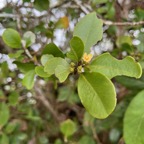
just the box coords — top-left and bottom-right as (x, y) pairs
(0, 0), (144, 144)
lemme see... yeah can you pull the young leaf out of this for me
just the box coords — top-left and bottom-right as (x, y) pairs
(22, 31), (36, 48)
(55, 62), (70, 83)
(42, 43), (64, 58)
(0, 103), (9, 128)
(124, 90), (144, 144)
(22, 70), (35, 90)
(89, 53), (142, 79)
(78, 72), (116, 119)
(60, 119), (77, 138)
(2, 28), (21, 48)
(73, 12), (103, 53)
(44, 57), (68, 75)
(67, 36), (84, 62)
(35, 66), (51, 78)
(41, 54), (54, 66)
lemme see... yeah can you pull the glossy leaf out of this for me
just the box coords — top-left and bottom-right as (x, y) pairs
(2, 28), (21, 48)
(44, 57), (67, 75)
(67, 36), (84, 62)
(35, 66), (51, 78)
(73, 12), (103, 52)
(78, 72), (116, 119)
(42, 43), (64, 58)
(124, 90), (144, 144)
(22, 31), (36, 48)
(41, 54), (54, 66)
(90, 53), (142, 79)
(22, 70), (35, 90)
(0, 103), (9, 128)
(60, 119), (77, 138)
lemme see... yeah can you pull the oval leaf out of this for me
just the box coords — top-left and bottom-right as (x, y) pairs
(2, 28), (21, 48)
(78, 72), (116, 119)
(41, 54), (54, 66)
(35, 66), (51, 78)
(74, 12), (103, 52)
(55, 63), (70, 83)
(90, 53), (142, 79)
(124, 90), (144, 144)
(67, 36), (84, 62)
(0, 103), (9, 128)
(22, 31), (36, 48)
(60, 119), (77, 138)
(42, 43), (64, 58)
(22, 70), (35, 90)
(44, 57), (67, 75)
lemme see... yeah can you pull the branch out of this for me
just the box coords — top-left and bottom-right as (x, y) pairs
(73, 0), (144, 26)
(103, 20), (144, 26)
(90, 122), (102, 144)
(34, 85), (60, 123)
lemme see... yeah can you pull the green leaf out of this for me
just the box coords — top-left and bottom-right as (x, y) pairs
(44, 57), (67, 75)
(60, 119), (77, 138)
(115, 75), (144, 89)
(22, 70), (35, 90)
(8, 91), (19, 106)
(22, 31), (36, 48)
(124, 90), (144, 144)
(42, 43), (64, 58)
(67, 36), (84, 61)
(35, 66), (51, 78)
(0, 134), (9, 144)
(0, 103), (9, 128)
(41, 54), (54, 66)
(34, 0), (49, 11)
(116, 36), (132, 48)
(55, 60), (70, 82)
(14, 61), (35, 73)
(89, 53), (142, 79)
(78, 72), (116, 119)
(137, 33), (144, 52)
(8, 50), (24, 59)
(2, 28), (21, 48)
(5, 122), (17, 134)
(79, 136), (96, 144)
(73, 12), (103, 52)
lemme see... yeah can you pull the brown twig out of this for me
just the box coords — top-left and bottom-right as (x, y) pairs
(103, 20), (144, 26)
(34, 85), (60, 123)
(90, 122), (102, 144)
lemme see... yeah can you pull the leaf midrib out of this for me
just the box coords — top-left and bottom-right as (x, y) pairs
(81, 74), (108, 114)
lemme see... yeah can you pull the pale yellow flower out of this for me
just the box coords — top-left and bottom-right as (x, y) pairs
(82, 53), (93, 63)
